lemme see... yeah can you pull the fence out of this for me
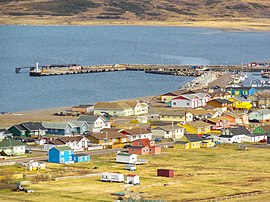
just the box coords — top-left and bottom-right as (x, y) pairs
(0, 161), (15, 167)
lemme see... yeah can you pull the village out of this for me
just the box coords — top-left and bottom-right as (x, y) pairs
(0, 68), (270, 201)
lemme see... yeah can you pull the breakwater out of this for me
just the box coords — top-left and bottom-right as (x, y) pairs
(16, 63), (269, 77)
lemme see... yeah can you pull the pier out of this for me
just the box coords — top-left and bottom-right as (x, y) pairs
(15, 63), (270, 77)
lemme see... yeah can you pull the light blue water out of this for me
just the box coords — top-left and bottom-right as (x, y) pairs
(0, 26), (269, 112)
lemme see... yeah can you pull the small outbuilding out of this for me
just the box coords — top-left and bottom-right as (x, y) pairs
(157, 169), (174, 178)
(126, 174), (140, 185)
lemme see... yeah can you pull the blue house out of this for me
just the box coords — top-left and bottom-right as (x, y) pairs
(73, 153), (90, 163)
(48, 146), (74, 164)
(226, 87), (255, 96)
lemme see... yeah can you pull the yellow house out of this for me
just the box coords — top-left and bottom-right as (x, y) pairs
(159, 109), (193, 122)
(229, 97), (252, 110)
(182, 121), (212, 135)
(174, 134), (202, 149)
(201, 139), (215, 148)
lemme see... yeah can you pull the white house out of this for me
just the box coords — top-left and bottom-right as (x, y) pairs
(248, 109), (270, 122)
(244, 134), (267, 142)
(171, 93), (211, 108)
(219, 127), (250, 143)
(77, 115), (111, 132)
(126, 174), (140, 185)
(94, 101), (148, 117)
(121, 128), (152, 142)
(151, 125), (184, 140)
(116, 152), (137, 164)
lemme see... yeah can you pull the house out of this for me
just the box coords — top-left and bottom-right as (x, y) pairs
(253, 125), (270, 135)
(0, 139), (26, 155)
(71, 104), (94, 114)
(226, 87), (255, 96)
(248, 91), (270, 108)
(48, 146), (74, 164)
(188, 109), (221, 120)
(174, 134), (202, 149)
(204, 117), (230, 130)
(229, 97), (252, 110)
(0, 129), (13, 140)
(207, 99), (232, 112)
(44, 136), (89, 151)
(182, 121), (212, 135)
(151, 125), (184, 140)
(244, 134), (267, 142)
(160, 92), (178, 103)
(120, 128), (152, 142)
(73, 153), (90, 163)
(126, 174), (140, 185)
(94, 101), (148, 117)
(42, 122), (74, 136)
(219, 127), (250, 143)
(116, 152), (137, 164)
(159, 109), (193, 122)
(171, 93), (211, 108)
(8, 122), (46, 138)
(77, 115), (111, 132)
(157, 169), (174, 178)
(248, 109), (270, 122)
(69, 121), (89, 134)
(129, 139), (161, 155)
(87, 132), (127, 146)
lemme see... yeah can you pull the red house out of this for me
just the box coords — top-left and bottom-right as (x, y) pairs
(128, 139), (161, 155)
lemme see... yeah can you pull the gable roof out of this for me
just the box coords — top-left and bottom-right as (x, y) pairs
(184, 134), (202, 142)
(94, 101), (133, 110)
(228, 127), (250, 135)
(0, 139), (25, 147)
(21, 122), (46, 131)
(53, 146), (72, 151)
(186, 121), (212, 128)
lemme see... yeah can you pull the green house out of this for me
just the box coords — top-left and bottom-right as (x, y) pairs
(253, 125), (270, 135)
(8, 125), (27, 138)
(0, 139), (26, 155)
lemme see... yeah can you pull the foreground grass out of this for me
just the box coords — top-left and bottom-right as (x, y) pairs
(0, 144), (270, 201)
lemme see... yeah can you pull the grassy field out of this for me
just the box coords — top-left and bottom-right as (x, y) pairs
(0, 144), (270, 201)
(0, 0), (270, 31)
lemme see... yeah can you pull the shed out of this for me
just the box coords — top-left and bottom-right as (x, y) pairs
(126, 174), (140, 185)
(157, 169), (174, 178)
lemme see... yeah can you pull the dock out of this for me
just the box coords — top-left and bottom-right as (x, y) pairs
(14, 63), (270, 77)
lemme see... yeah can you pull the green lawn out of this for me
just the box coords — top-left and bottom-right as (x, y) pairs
(0, 144), (270, 201)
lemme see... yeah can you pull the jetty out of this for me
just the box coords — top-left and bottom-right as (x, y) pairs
(15, 63), (270, 77)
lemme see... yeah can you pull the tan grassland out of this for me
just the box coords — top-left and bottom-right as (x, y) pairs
(0, 144), (270, 201)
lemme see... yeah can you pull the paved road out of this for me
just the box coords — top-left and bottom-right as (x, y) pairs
(2, 142), (174, 164)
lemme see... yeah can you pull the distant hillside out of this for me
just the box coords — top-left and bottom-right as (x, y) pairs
(0, 0), (270, 30)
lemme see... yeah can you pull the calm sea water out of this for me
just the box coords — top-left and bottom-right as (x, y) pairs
(0, 26), (269, 112)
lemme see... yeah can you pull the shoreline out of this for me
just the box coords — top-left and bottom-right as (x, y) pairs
(1, 19), (270, 32)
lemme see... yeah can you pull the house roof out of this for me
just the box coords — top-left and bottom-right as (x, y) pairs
(184, 134), (202, 142)
(186, 121), (212, 128)
(0, 139), (25, 147)
(259, 125), (270, 133)
(228, 127), (250, 135)
(21, 122), (46, 131)
(88, 132), (126, 140)
(94, 101), (133, 110)
(53, 146), (72, 151)
(208, 99), (232, 104)
(0, 129), (12, 135)
(121, 128), (151, 135)
(42, 122), (71, 129)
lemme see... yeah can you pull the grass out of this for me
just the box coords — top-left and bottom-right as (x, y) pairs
(0, 0), (269, 31)
(0, 144), (270, 201)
